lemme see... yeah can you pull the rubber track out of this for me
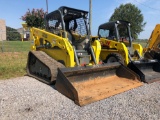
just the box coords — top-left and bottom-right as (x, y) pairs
(27, 51), (65, 84)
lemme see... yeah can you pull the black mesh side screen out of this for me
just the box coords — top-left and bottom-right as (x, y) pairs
(69, 18), (87, 36)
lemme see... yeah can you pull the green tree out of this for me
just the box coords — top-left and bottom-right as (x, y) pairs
(21, 8), (46, 28)
(6, 26), (21, 41)
(109, 3), (146, 39)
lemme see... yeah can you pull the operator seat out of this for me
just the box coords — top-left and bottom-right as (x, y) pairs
(71, 20), (90, 50)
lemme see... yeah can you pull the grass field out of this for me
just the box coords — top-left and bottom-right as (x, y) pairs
(133, 40), (148, 48)
(0, 52), (28, 79)
(0, 41), (30, 79)
(0, 40), (147, 52)
(0, 41), (30, 52)
(0, 40), (148, 80)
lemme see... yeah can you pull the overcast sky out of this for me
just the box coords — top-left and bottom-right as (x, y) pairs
(0, 0), (160, 39)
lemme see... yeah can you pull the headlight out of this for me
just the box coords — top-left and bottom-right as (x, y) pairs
(64, 9), (67, 14)
(81, 12), (84, 16)
(116, 20), (120, 24)
(85, 13), (88, 18)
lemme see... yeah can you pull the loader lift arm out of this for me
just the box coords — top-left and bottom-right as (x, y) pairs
(145, 24), (160, 51)
(144, 24), (160, 59)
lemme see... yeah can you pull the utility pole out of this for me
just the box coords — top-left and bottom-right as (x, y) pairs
(46, 0), (48, 13)
(89, 0), (92, 36)
(45, 0), (49, 30)
(88, 0), (97, 64)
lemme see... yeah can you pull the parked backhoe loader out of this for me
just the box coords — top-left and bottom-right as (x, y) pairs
(26, 7), (142, 106)
(144, 24), (160, 60)
(98, 20), (160, 83)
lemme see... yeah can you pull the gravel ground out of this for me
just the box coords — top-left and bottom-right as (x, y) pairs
(0, 76), (160, 120)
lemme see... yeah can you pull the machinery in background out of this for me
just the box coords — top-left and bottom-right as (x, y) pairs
(98, 20), (160, 83)
(144, 24), (160, 60)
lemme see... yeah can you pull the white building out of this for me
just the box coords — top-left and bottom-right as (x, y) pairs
(0, 19), (6, 41)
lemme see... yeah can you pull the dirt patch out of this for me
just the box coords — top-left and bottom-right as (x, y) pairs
(72, 75), (142, 106)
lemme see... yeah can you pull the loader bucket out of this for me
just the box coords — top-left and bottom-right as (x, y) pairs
(55, 62), (142, 106)
(127, 60), (160, 83)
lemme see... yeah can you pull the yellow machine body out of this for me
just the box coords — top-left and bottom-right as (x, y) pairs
(100, 38), (143, 65)
(30, 27), (101, 67)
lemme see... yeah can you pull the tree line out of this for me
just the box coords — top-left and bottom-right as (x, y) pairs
(6, 26), (21, 41)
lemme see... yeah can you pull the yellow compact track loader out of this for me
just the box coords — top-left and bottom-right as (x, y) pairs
(27, 7), (142, 106)
(98, 20), (160, 83)
(144, 24), (160, 60)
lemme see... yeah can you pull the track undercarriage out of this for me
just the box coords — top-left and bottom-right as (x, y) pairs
(26, 51), (65, 84)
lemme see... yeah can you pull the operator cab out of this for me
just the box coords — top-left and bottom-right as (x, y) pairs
(45, 6), (95, 65)
(98, 20), (132, 47)
(98, 20), (141, 59)
(45, 6), (89, 50)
